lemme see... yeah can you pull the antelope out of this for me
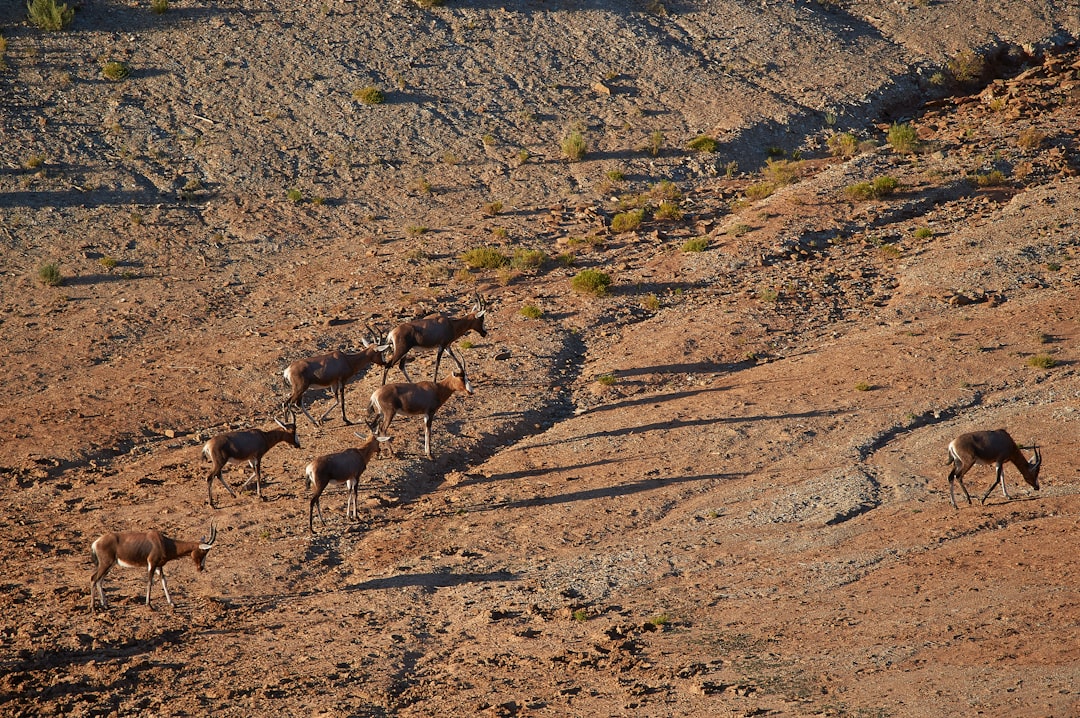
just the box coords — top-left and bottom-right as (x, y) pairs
(380, 294), (487, 385)
(202, 419), (300, 507)
(305, 431), (391, 533)
(90, 523), (216, 612)
(368, 360), (473, 459)
(283, 332), (389, 427)
(946, 429), (1041, 508)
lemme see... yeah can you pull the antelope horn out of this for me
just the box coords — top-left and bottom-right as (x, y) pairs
(201, 522), (217, 549)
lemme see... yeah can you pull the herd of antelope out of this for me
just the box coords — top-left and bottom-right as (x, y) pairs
(90, 295), (487, 611)
(88, 292), (1046, 612)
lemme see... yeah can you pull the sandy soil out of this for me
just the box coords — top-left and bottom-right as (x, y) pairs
(2, 2), (1080, 716)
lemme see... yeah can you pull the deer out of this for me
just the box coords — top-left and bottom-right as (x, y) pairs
(305, 431), (391, 533)
(90, 523), (217, 612)
(380, 294), (487, 385)
(202, 419), (300, 507)
(368, 359), (473, 459)
(946, 429), (1042, 508)
(283, 331), (389, 427)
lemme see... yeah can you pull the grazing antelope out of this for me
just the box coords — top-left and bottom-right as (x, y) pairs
(380, 294), (487, 385)
(90, 523), (217, 612)
(283, 332), (388, 427)
(202, 419), (300, 507)
(946, 429), (1041, 508)
(305, 431), (390, 533)
(368, 361), (473, 459)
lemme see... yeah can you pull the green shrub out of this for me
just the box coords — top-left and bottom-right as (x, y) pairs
(596, 373), (617, 386)
(681, 237), (709, 252)
(405, 225), (427, 237)
(763, 158), (800, 186)
(99, 256), (118, 270)
(37, 261), (62, 286)
(642, 293), (660, 311)
(744, 182), (776, 200)
(827, 132), (858, 157)
(854, 381), (873, 392)
(947, 49), (984, 84)
(649, 180), (681, 201)
(887, 122), (919, 154)
(845, 176), (899, 201)
(102, 61), (130, 81)
(606, 168), (626, 182)
(286, 188), (303, 203)
(727, 223), (751, 237)
(414, 0), (445, 6)
(483, 201), (503, 216)
(519, 304), (543, 319)
(687, 134), (717, 153)
(572, 269), (611, 296)
(653, 201), (683, 221)
(353, 86), (385, 105)
(511, 248), (545, 271)
(610, 209), (644, 234)
(1027, 354), (1056, 369)
(972, 169), (1006, 187)
(0, 33), (7, 70)
(561, 131), (587, 162)
(913, 226), (933, 239)
(28, 0), (74, 31)
(460, 246), (507, 269)
(556, 252), (576, 267)
(151, 0), (168, 13)
(646, 130), (664, 156)
(1017, 127), (1045, 150)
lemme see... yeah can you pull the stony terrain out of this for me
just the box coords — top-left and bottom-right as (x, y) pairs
(2, 1), (1080, 716)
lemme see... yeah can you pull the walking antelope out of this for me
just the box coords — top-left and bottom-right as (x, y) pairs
(380, 294), (487, 385)
(946, 429), (1041, 508)
(283, 332), (388, 427)
(305, 431), (390, 533)
(368, 361), (473, 459)
(90, 523), (216, 612)
(202, 419), (300, 507)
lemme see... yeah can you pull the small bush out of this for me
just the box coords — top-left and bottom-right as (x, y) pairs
(763, 158), (800, 186)
(744, 182), (776, 200)
(947, 49), (984, 84)
(610, 209), (644, 234)
(727, 223), (751, 237)
(556, 252), (576, 267)
(887, 122), (919, 154)
(972, 169), (1006, 187)
(519, 304), (543, 319)
(845, 175), (899, 201)
(827, 132), (858, 157)
(572, 269), (611, 296)
(649, 180), (681, 201)
(1017, 127), (1045, 150)
(572, 609), (588, 622)
(879, 243), (901, 259)
(561, 131), (587, 162)
(913, 226), (933, 239)
(37, 261), (62, 286)
(460, 246), (507, 269)
(606, 168), (626, 182)
(596, 373), (617, 386)
(757, 286), (778, 303)
(642, 293), (660, 311)
(854, 381), (873, 392)
(1027, 354), (1057, 369)
(102, 61), (130, 81)
(414, 0), (445, 6)
(648, 613), (671, 627)
(483, 201), (503, 216)
(405, 225), (427, 237)
(681, 237), (709, 252)
(653, 201), (683, 221)
(99, 256), (118, 270)
(412, 176), (432, 195)
(353, 86), (385, 105)
(687, 134), (717, 153)
(151, 0), (168, 13)
(481, 133), (496, 147)
(646, 130), (664, 156)
(28, 0), (74, 31)
(286, 188), (303, 203)
(511, 248), (545, 271)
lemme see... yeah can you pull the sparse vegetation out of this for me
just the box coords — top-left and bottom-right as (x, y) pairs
(286, 188), (303, 203)
(572, 608), (588, 622)
(561, 131), (587, 162)
(519, 304), (543, 319)
(826, 131), (858, 157)
(353, 86), (385, 105)
(1017, 127), (1046, 150)
(596, 373), (617, 386)
(102, 61), (130, 81)
(653, 201), (683, 221)
(405, 225), (428, 237)
(1027, 354), (1057, 369)
(151, 0), (168, 14)
(845, 176), (900, 201)
(483, 201), (503, 216)
(572, 269), (611, 296)
(745, 183), (776, 201)
(37, 261), (62, 286)
(947, 48), (985, 84)
(854, 381), (872, 391)
(763, 158), (800, 186)
(727, 223), (752, 237)
(887, 122), (919, 154)
(414, 0), (445, 7)
(649, 180), (681, 202)
(99, 256), (118, 271)
(461, 246), (508, 269)
(28, 0), (74, 31)
(412, 176), (433, 195)
(913, 226), (933, 239)
(610, 209), (644, 234)
(972, 169), (1007, 187)
(646, 130), (664, 156)
(511, 248), (545, 271)
(642, 293), (660, 311)
(681, 237), (709, 252)
(648, 613), (672, 627)
(687, 134), (717, 153)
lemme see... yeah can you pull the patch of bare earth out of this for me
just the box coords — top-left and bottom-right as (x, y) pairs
(2, 3), (1080, 717)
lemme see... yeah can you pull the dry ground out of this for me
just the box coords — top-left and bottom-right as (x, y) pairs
(2, 2), (1080, 716)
